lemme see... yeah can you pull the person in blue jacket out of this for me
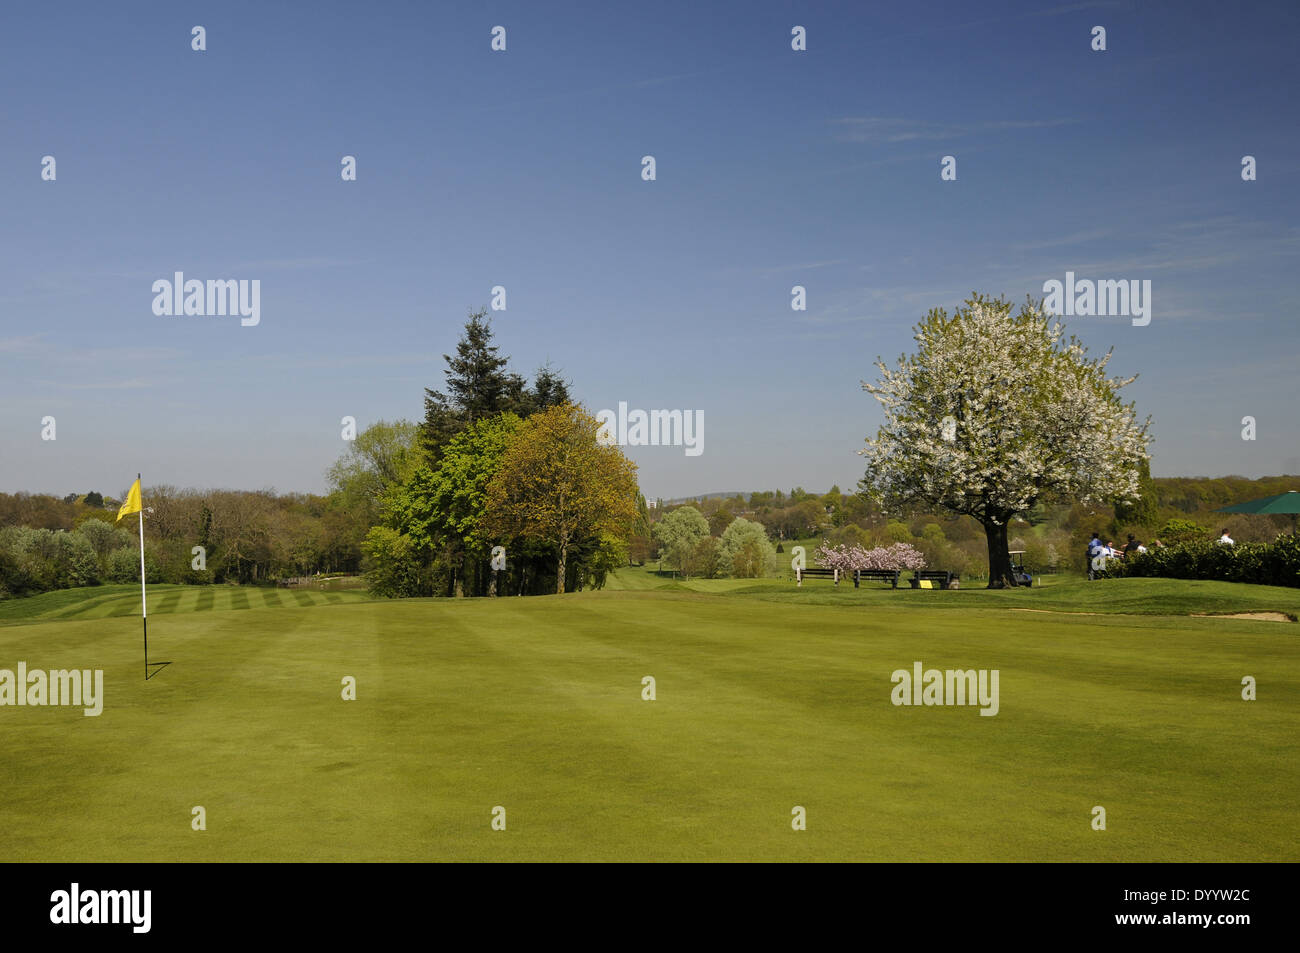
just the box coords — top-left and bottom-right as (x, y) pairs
(1086, 531), (1105, 580)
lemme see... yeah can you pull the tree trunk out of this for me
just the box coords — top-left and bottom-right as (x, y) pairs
(556, 534), (568, 595)
(488, 569), (497, 597)
(453, 550), (465, 598)
(984, 519), (1016, 589)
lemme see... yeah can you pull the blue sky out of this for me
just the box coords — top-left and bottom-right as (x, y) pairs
(2, 0), (1297, 501)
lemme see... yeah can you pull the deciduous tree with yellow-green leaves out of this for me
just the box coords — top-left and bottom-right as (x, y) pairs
(485, 404), (639, 594)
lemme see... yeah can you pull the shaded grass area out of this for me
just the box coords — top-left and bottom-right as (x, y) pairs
(0, 583), (1295, 861)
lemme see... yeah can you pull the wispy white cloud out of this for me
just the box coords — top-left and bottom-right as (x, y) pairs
(754, 259), (846, 277)
(0, 334), (44, 354)
(241, 351), (443, 371)
(485, 69), (719, 112)
(796, 283), (977, 331)
(1028, 1), (1127, 17)
(59, 346), (188, 364)
(832, 116), (1083, 144)
(58, 371), (179, 387)
(1011, 229), (1114, 251)
(0, 339), (191, 368)
(226, 257), (367, 273)
(34, 377), (178, 391)
(864, 0), (1126, 45)
(634, 71), (708, 89)
(1037, 216), (1296, 277)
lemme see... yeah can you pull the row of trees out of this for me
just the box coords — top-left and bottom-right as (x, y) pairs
(3, 295), (1291, 598)
(0, 523), (138, 597)
(641, 497), (988, 580)
(640, 295), (1282, 587)
(649, 506), (778, 578)
(2, 472), (1287, 600)
(9, 467), (1278, 594)
(599, 469), (1300, 586)
(364, 405), (639, 597)
(0, 310), (643, 601)
(339, 310), (642, 597)
(0, 488), (368, 598)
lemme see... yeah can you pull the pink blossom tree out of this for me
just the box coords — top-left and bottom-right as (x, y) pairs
(816, 540), (926, 573)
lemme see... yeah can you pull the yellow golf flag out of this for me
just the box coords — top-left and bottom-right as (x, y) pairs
(116, 479), (142, 522)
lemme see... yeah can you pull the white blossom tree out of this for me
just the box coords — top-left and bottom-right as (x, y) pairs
(859, 294), (1151, 588)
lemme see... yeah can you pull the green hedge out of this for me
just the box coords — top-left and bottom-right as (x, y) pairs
(1113, 534), (1300, 588)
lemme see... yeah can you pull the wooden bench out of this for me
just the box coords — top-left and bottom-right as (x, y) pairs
(853, 569), (901, 589)
(910, 570), (959, 589)
(794, 567), (841, 586)
(795, 568), (903, 588)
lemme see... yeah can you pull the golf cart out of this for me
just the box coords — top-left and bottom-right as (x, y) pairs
(1009, 550), (1033, 588)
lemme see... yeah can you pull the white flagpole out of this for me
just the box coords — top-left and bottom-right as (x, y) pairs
(138, 472), (148, 679)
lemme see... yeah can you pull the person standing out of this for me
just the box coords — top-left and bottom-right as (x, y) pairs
(1087, 531), (1105, 580)
(1217, 529), (1235, 546)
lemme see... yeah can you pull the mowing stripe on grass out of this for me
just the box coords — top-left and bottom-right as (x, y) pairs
(170, 588), (201, 615)
(54, 592), (126, 621)
(230, 589), (251, 611)
(152, 591), (184, 616)
(290, 590), (316, 607)
(106, 598), (138, 617)
(1, 584), (1296, 860)
(0, 584), (378, 626)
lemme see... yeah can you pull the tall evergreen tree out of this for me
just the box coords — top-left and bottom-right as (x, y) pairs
(421, 308), (512, 465)
(527, 364), (572, 412)
(420, 310), (574, 465)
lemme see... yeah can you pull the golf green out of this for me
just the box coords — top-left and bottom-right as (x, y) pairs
(1, 578), (1296, 861)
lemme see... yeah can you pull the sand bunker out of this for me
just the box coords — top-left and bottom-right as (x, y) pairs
(1008, 608), (1106, 616)
(1009, 609), (1294, 622)
(1190, 612), (1294, 623)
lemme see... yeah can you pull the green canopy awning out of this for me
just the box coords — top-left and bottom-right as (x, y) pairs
(1214, 491), (1300, 515)
(1215, 490), (1300, 533)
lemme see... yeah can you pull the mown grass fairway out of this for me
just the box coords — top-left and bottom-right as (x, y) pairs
(2, 577), (1297, 861)
(0, 584), (375, 625)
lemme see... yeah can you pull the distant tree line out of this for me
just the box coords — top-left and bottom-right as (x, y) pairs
(637, 470), (1297, 583)
(2, 465), (1292, 599)
(1, 296), (1294, 599)
(0, 488), (363, 598)
(6, 464), (1291, 599)
(0, 309), (642, 601)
